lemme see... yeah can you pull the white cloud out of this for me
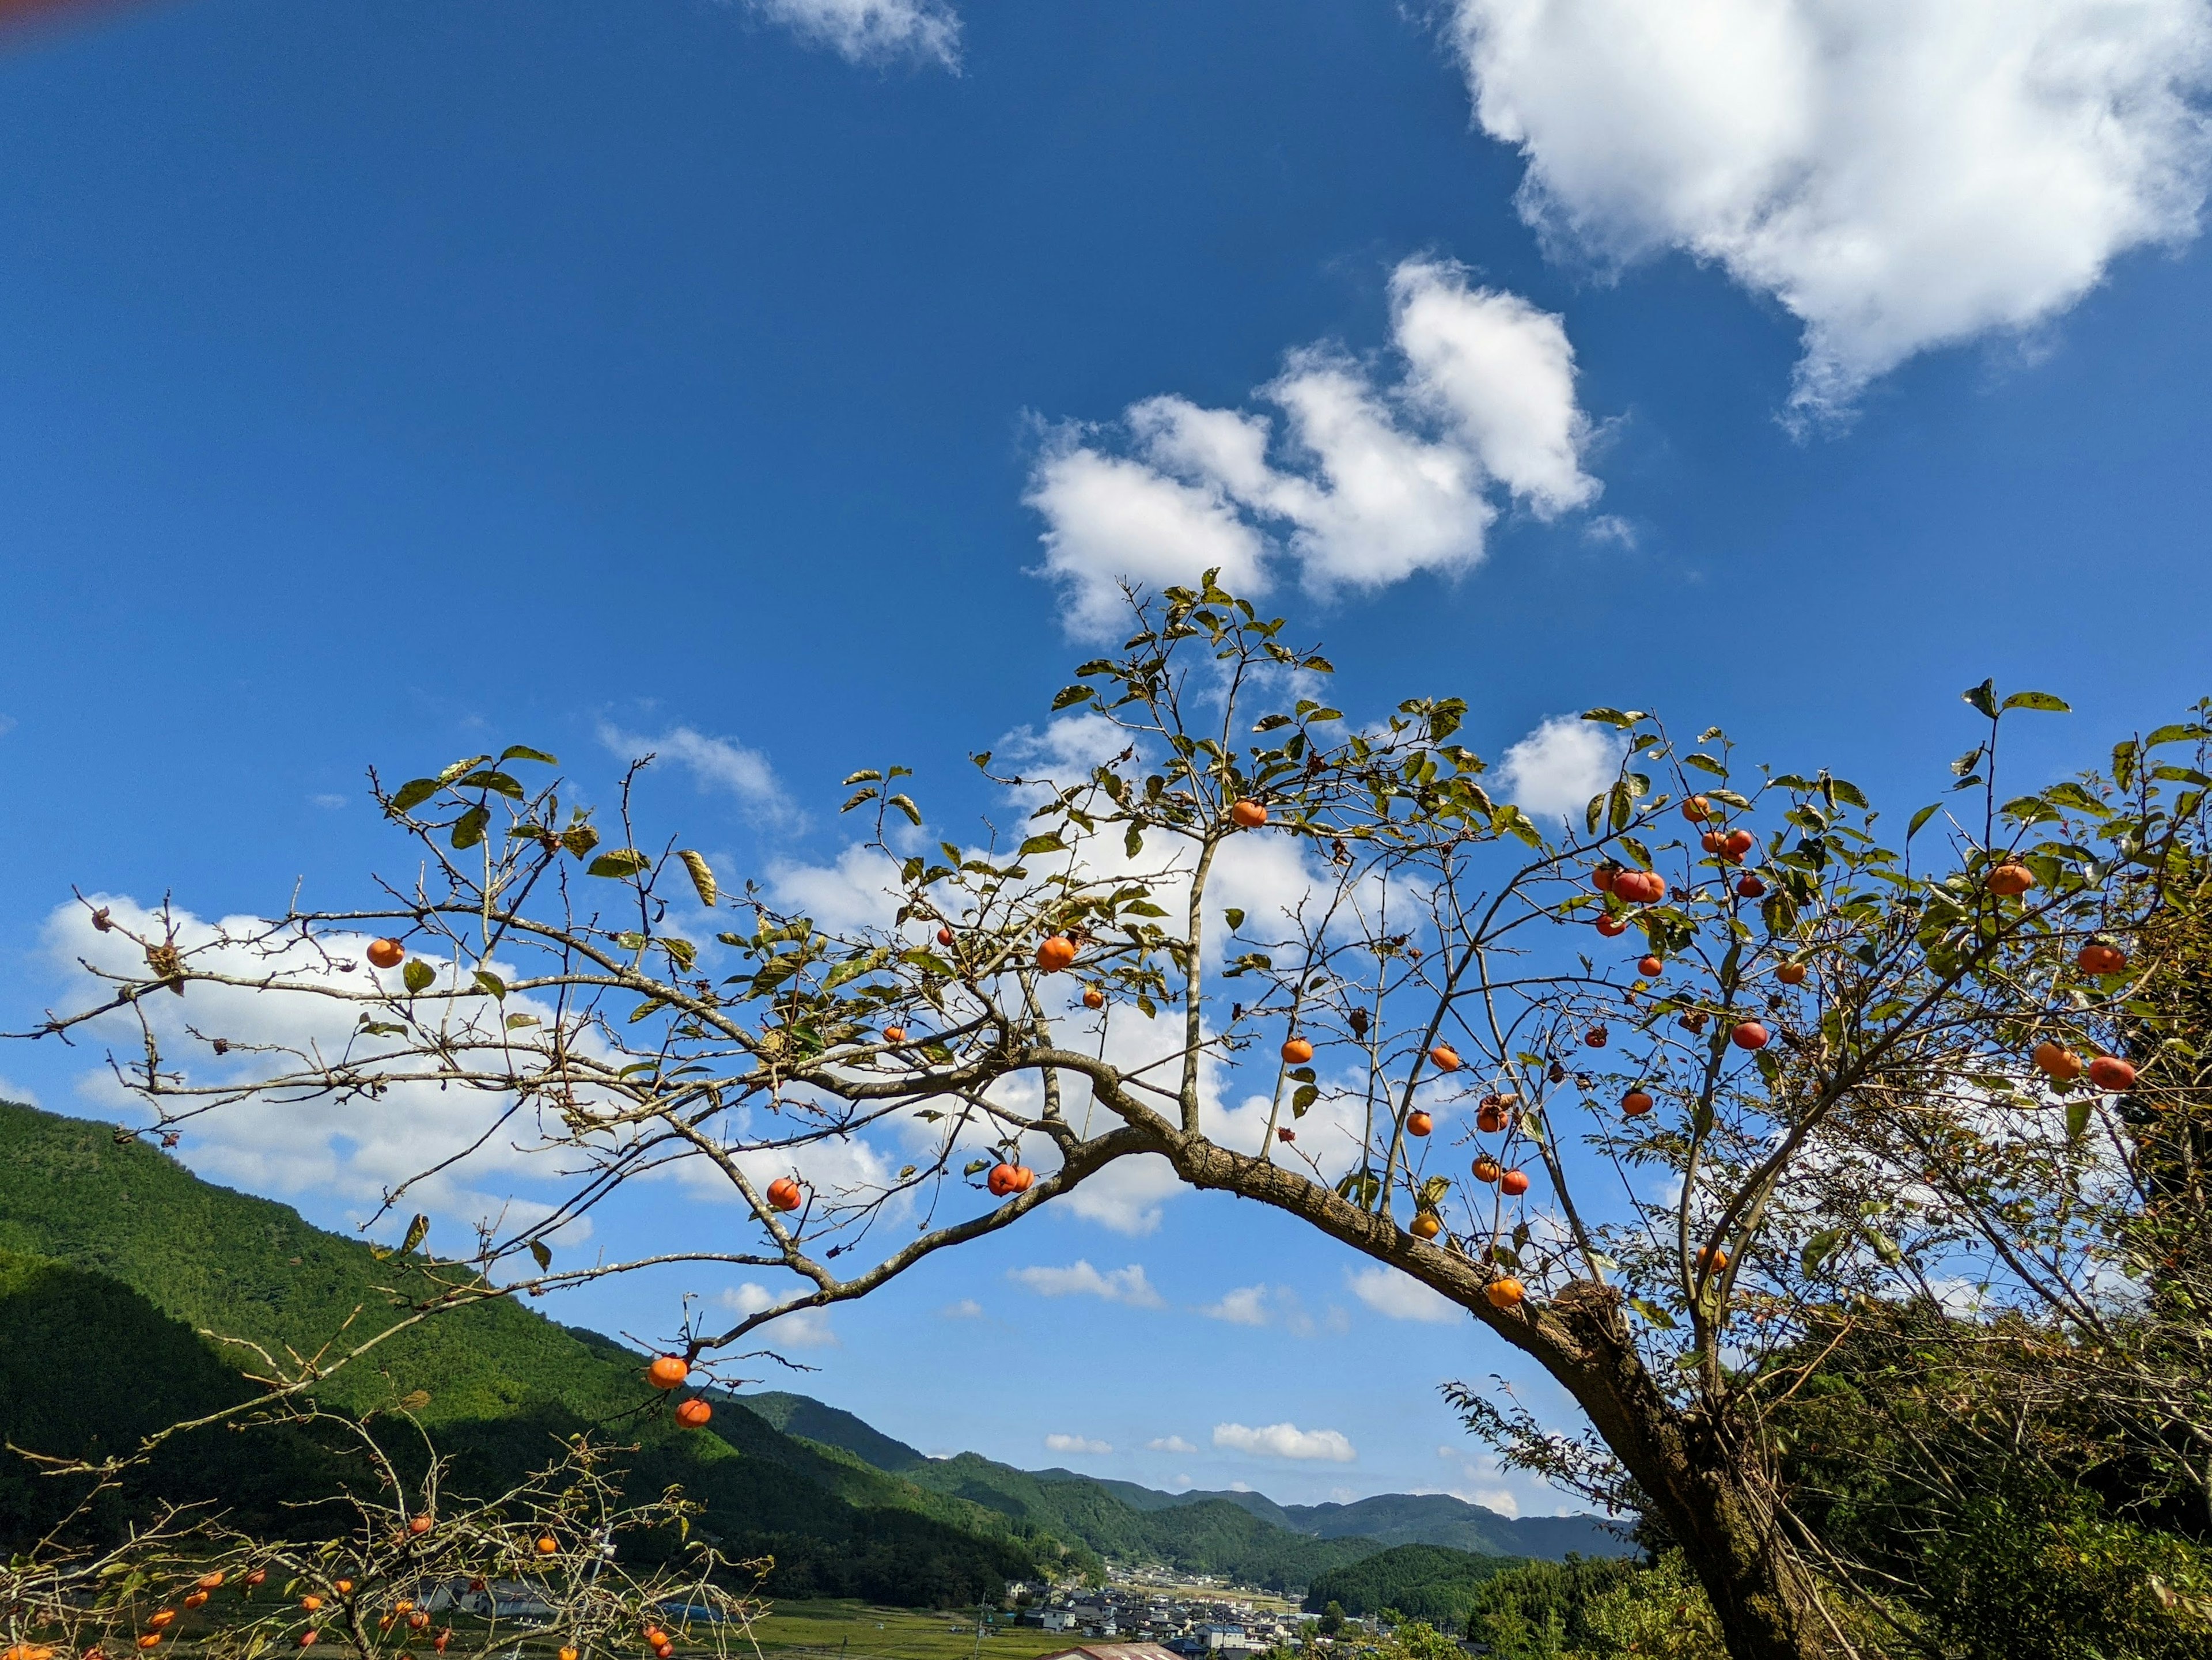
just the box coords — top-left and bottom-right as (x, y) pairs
(1449, 0), (2212, 420)
(1148, 1435), (1198, 1454)
(750, 0), (960, 68)
(308, 793), (348, 810)
(939, 1298), (985, 1319)
(1196, 1284), (1274, 1327)
(718, 1282), (840, 1347)
(1212, 1421), (1357, 1462)
(1057, 1153), (1185, 1236)
(597, 721), (789, 818)
(1496, 714), (1626, 822)
(1007, 1260), (1166, 1307)
(1044, 1432), (1113, 1455)
(1347, 1263), (1462, 1324)
(1029, 258), (1600, 635)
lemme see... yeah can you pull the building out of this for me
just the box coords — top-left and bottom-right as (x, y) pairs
(1038, 1646), (1181, 1660)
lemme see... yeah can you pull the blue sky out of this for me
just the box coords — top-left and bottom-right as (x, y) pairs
(3, 0), (2211, 1513)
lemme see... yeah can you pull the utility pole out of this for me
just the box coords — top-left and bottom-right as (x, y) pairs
(967, 1601), (987, 1660)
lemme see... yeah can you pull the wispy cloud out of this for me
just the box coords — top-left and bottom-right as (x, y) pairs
(1347, 1264), (1461, 1325)
(1044, 1432), (1113, 1455)
(1007, 1260), (1165, 1307)
(597, 721), (790, 820)
(749, 0), (961, 69)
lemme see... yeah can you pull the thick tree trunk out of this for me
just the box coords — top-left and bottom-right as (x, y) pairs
(1543, 1283), (1836, 1660)
(1166, 1136), (1840, 1660)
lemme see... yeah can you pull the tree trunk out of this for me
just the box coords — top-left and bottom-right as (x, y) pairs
(1544, 1282), (1838, 1660)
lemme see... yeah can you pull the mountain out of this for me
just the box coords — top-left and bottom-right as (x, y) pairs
(1286, 1493), (1629, 1560)
(1303, 1542), (1524, 1628)
(0, 1101), (1063, 1605)
(745, 1385), (1628, 1565)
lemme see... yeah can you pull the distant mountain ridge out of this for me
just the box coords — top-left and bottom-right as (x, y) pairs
(742, 1390), (1633, 1563)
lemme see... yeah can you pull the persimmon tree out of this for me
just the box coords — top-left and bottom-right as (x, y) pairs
(2, 1413), (760, 1660)
(24, 581), (2210, 1660)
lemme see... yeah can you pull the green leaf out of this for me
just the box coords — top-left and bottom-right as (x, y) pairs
(562, 824), (601, 859)
(1223, 908), (1246, 931)
(2143, 722), (2206, 748)
(389, 778), (441, 813)
(1801, 1229), (1844, 1278)
(678, 850), (718, 907)
(451, 804), (489, 850)
(399, 1212), (430, 1256)
(528, 1239), (552, 1272)
(505, 1012), (539, 1029)
(453, 770), (525, 799)
(1608, 780), (1634, 832)
(588, 848), (653, 878)
(1291, 1083), (1319, 1116)
(402, 959), (437, 995)
(1125, 824), (1145, 858)
(1827, 778), (1868, 809)
(1683, 753), (1727, 776)
(1907, 802), (1941, 842)
(437, 754), (493, 785)
(2066, 1096), (2092, 1145)
(1051, 684), (1096, 710)
(887, 793), (923, 825)
(1580, 708), (1638, 728)
(1628, 1297), (1676, 1330)
(498, 745), (559, 766)
(1962, 679), (1998, 719)
(472, 969), (507, 1002)
(2001, 690), (2071, 714)
(840, 789), (877, 813)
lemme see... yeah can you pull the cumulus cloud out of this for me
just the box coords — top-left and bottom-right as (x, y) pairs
(1007, 1260), (1166, 1307)
(1196, 1284), (1274, 1327)
(749, 0), (960, 67)
(1029, 258), (1601, 635)
(939, 1298), (985, 1319)
(719, 1283), (840, 1347)
(1347, 1263), (1462, 1324)
(1496, 714), (1626, 823)
(1044, 1432), (1113, 1455)
(1148, 1435), (1198, 1454)
(1213, 1421), (1357, 1462)
(597, 721), (789, 819)
(1448, 0), (2212, 420)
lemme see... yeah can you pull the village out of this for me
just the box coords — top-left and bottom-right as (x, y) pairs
(1004, 1572), (1383, 1657)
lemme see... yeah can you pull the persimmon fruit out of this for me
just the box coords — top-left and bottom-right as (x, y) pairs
(1636, 956), (1662, 978)
(2032, 1042), (2082, 1082)
(1731, 1021), (1770, 1051)
(2088, 1055), (2137, 1090)
(2078, 942), (2127, 975)
(1281, 1036), (1314, 1065)
(935, 926), (953, 946)
(1500, 1169), (1531, 1196)
(1622, 1090), (1653, 1117)
(766, 1177), (803, 1212)
(1485, 1278), (1524, 1309)
(1776, 962), (1808, 986)
(1035, 935), (1077, 972)
(1429, 1043), (1461, 1072)
(536, 1537), (558, 1556)
(1406, 1111), (1433, 1138)
(1410, 1212), (1441, 1241)
(1472, 1157), (1502, 1185)
(1585, 1026), (1608, 1049)
(647, 1355), (690, 1390)
(676, 1399), (711, 1428)
(1082, 987), (1105, 1010)
(365, 938), (405, 970)
(1698, 1245), (1729, 1275)
(300, 1599), (323, 1614)
(1682, 795), (1711, 823)
(1592, 863), (1618, 893)
(1723, 829), (1755, 860)
(1736, 874), (1766, 898)
(882, 1026), (907, 1044)
(1229, 799), (1268, 829)
(1595, 915), (1628, 938)
(1988, 862), (2035, 897)
(987, 1163), (1022, 1197)
(183, 1594), (207, 1611)
(1476, 1102), (1508, 1135)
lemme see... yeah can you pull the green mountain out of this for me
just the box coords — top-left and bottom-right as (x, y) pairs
(1286, 1493), (1628, 1560)
(1304, 1542), (1525, 1628)
(0, 1101), (1059, 1605)
(747, 1384), (1628, 1566)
